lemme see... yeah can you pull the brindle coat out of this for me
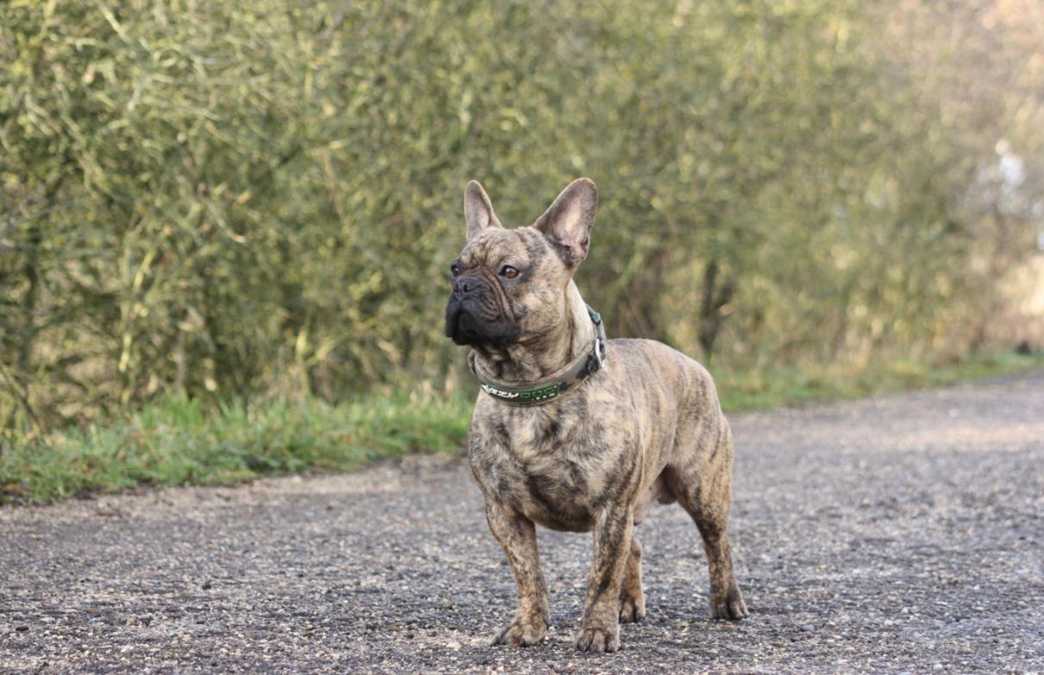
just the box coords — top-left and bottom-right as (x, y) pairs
(445, 178), (748, 654)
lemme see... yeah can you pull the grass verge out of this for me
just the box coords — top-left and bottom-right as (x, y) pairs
(0, 394), (471, 505)
(2, 350), (1042, 505)
(715, 350), (1044, 411)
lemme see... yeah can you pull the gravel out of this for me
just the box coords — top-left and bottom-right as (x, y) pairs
(2, 370), (1042, 673)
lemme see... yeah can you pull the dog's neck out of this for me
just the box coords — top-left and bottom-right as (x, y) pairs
(470, 281), (596, 384)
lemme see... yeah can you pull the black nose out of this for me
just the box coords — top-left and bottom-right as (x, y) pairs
(453, 276), (478, 298)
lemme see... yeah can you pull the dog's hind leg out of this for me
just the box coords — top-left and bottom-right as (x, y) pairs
(689, 496), (747, 620)
(669, 421), (748, 621)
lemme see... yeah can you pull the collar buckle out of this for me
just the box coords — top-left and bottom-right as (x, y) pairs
(593, 336), (606, 371)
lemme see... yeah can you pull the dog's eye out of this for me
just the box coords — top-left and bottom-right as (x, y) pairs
(500, 265), (519, 279)
(450, 263), (462, 277)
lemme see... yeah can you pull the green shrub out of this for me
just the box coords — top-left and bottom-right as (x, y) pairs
(1, 1), (1040, 437)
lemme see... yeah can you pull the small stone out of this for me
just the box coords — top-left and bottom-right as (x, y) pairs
(15, 625), (28, 632)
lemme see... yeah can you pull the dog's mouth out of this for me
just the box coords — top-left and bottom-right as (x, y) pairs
(445, 300), (519, 347)
(449, 308), (482, 345)
(445, 300), (478, 345)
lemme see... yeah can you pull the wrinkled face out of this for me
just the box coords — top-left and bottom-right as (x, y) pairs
(444, 177), (597, 348)
(444, 227), (567, 347)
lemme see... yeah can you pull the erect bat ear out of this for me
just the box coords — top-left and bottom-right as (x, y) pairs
(463, 180), (503, 240)
(533, 178), (598, 267)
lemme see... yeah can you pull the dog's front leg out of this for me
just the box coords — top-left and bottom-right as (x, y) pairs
(576, 505), (634, 653)
(485, 501), (549, 647)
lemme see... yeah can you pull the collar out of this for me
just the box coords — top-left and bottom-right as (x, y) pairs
(468, 306), (608, 406)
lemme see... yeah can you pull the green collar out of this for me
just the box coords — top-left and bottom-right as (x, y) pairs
(468, 306), (608, 406)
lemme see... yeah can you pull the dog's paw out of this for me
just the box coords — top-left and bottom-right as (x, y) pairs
(492, 614), (547, 648)
(710, 586), (748, 621)
(575, 623), (620, 653)
(619, 594), (646, 623)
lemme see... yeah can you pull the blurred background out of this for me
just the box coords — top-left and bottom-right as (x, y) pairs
(2, 0), (1043, 439)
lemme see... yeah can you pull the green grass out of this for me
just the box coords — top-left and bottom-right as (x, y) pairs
(2, 350), (1042, 505)
(714, 350), (1044, 411)
(0, 393), (471, 505)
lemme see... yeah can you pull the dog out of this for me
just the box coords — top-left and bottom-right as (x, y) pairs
(445, 178), (748, 653)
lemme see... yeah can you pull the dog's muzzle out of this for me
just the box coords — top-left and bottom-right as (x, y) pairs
(445, 300), (481, 345)
(444, 275), (518, 346)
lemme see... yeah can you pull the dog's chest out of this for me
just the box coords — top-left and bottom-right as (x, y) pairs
(472, 406), (633, 532)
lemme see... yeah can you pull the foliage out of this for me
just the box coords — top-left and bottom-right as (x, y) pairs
(1, 1), (1042, 437)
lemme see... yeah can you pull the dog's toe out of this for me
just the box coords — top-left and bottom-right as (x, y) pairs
(575, 624), (620, 653)
(710, 586), (748, 621)
(492, 615), (547, 647)
(619, 596), (646, 623)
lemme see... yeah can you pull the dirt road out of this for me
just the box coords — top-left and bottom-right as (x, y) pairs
(2, 371), (1042, 673)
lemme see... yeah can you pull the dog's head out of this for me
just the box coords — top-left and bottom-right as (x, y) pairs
(444, 178), (598, 348)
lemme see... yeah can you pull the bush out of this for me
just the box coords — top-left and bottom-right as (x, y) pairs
(1, 1), (1041, 437)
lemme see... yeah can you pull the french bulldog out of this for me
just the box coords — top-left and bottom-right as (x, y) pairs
(445, 178), (747, 653)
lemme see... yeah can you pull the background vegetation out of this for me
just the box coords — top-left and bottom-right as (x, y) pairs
(2, 1), (1043, 488)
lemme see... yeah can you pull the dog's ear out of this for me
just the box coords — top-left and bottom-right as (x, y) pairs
(533, 178), (598, 267)
(464, 180), (502, 240)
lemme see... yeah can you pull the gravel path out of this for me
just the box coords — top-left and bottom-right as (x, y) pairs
(2, 371), (1043, 673)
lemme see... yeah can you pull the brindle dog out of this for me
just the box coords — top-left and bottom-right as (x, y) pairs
(445, 178), (748, 654)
